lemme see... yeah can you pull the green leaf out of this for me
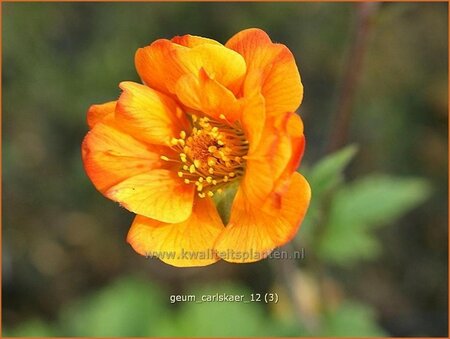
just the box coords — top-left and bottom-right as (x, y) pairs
(319, 175), (431, 266)
(308, 145), (358, 196)
(331, 175), (431, 228)
(59, 277), (168, 337)
(319, 224), (382, 264)
(3, 319), (56, 337)
(322, 301), (386, 336)
(299, 145), (358, 242)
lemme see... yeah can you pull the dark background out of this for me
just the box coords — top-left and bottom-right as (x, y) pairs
(3, 2), (448, 337)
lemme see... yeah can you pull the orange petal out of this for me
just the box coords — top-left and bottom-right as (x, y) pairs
(127, 197), (224, 267)
(226, 28), (303, 116)
(82, 120), (163, 193)
(106, 169), (194, 223)
(86, 101), (116, 129)
(188, 43), (246, 94)
(241, 113), (305, 204)
(176, 69), (241, 122)
(265, 114), (306, 204)
(172, 34), (221, 48)
(135, 39), (246, 96)
(274, 113), (305, 189)
(214, 172), (310, 263)
(135, 39), (192, 95)
(239, 93), (266, 153)
(116, 81), (189, 146)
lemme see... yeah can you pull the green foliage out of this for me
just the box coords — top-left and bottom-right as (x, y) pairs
(307, 144), (358, 197)
(159, 283), (279, 337)
(59, 277), (167, 337)
(3, 319), (56, 337)
(4, 277), (301, 337)
(319, 175), (431, 266)
(301, 146), (432, 267)
(7, 275), (393, 337)
(300, 145), (359, 241)
(5, 276), (388, 337)
(322, 301), (387, 337)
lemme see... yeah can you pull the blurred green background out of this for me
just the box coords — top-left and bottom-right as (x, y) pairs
(2, 2), (447, 337)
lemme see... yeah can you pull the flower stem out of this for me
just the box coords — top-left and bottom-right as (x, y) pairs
(327, 2), (380, 152)
(271, 244), (320, 334)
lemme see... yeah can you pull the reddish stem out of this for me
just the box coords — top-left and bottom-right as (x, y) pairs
(328, 2), (379, 152)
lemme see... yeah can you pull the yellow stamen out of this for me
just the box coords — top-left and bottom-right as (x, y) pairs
(173, 114), (248, 195)
(207, 157), (217, 166)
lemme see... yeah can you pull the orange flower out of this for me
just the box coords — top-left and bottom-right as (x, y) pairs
(82, 28), (311, 267)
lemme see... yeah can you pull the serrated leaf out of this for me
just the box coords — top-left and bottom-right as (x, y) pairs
(319, 175), (431, 266)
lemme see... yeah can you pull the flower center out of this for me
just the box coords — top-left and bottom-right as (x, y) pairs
(161, 114), (248, 198)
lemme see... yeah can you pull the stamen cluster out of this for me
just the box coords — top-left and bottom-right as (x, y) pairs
(161, 115), (248, 198)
